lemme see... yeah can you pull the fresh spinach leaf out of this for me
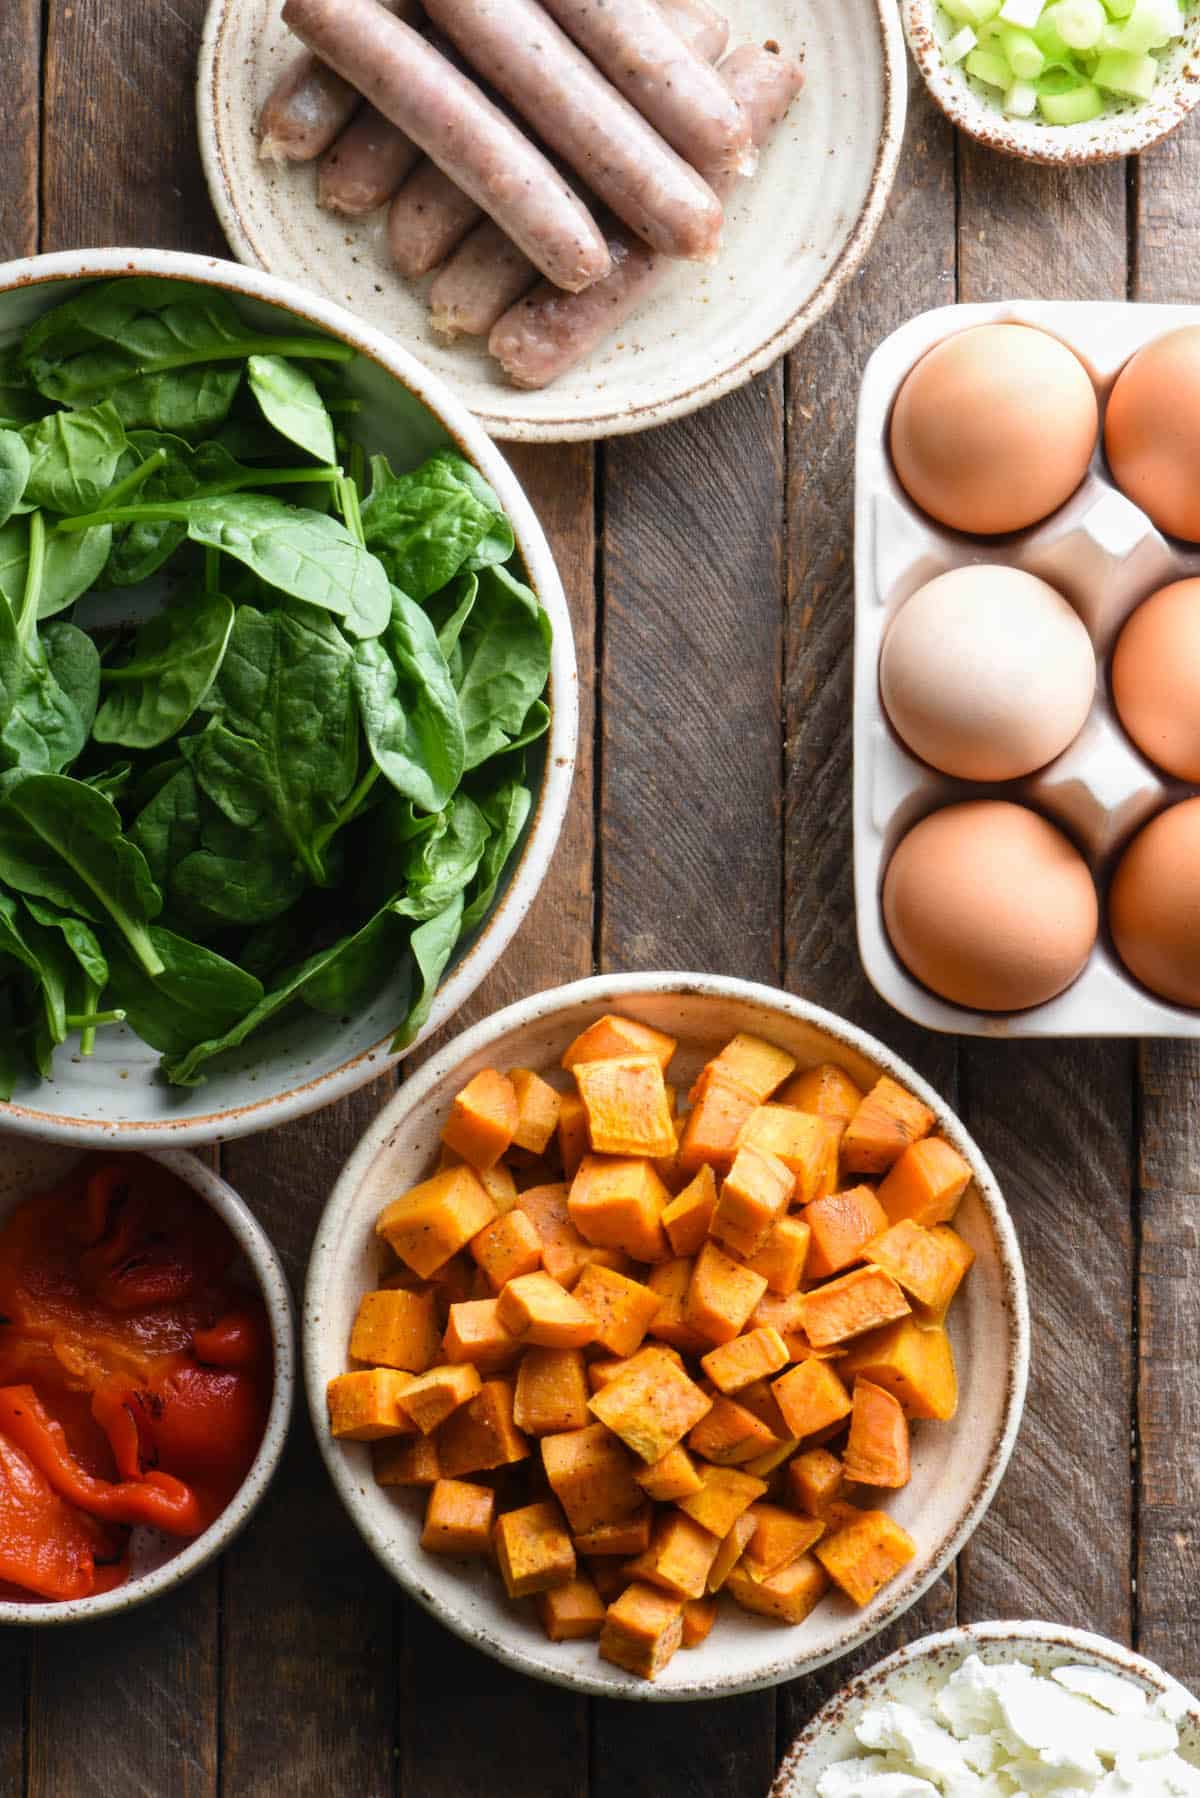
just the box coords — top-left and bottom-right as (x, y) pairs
(0, 521), (96, 776)
(81, 761), (132, 804)
(361, 453), (509, 601)
(438, 454), (515, 570)
(393, 793), (489, 920)
(43, 624), (101, 741)
(0, 347), (50, 426)
(104, 924), (263, 1057)
(22, 895), (108, 989)
(298, 906), (409, 1016)
(352, 588), (464, 814)
(424, 570), (477, 658)
(105, 366), (243, 437)
(0, 982), (31, 1097)
(170, 807), (307, 926)
(21, 402), (128, 516)
(129, 763), (202, 886)
(455, 565), (552, 771)
(247, 354), (337, 465)
(461, 774), (532, 934)
(0, 515), (112, 620)
(94, 592), (235, 749)
(390, 892), (464, 1051)
(0, 431), (31, 528)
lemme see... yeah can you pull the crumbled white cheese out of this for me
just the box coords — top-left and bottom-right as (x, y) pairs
(820, 1655), (1200, 1798)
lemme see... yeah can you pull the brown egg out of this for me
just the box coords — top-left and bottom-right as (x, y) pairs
(1112, 579), (1200, 780)
(883, 801), (1098, 1012)
(1106, 328), (1200, 542)
(889, 324), (1098, 536)
(1110, 800), (1200, 1008)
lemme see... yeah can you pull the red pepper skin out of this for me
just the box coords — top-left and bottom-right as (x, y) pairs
(192, 1305), (271, 1371)
(0, 1434), (96, 1601)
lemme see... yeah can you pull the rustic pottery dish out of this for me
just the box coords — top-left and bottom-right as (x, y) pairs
(0, 1140), (294, 1626)
(196, 0), (907, 442)
(771, 1619), (1200, 1793)
(0, 247), (576, 1147)
(305, 971), (1029, 1700)
(903, 0), (1200, 163)
(855, 298), (1200, 1037)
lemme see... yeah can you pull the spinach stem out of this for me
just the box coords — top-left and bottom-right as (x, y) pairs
(71, 1004), (125, 1055)
(336, 471), (366, 547)
(78, 978), (99, 1057)
(55, 465), (341, 532)
(75, 447), (166, 515)
(204, 545), (220, 594)
(131, 335), (354, 373)
(313, 763), (380, 857)
(19, 510), (45, 646)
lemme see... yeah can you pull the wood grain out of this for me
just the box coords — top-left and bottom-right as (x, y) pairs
(957, 148), (1126, 300)
(0, 0), (39, 260)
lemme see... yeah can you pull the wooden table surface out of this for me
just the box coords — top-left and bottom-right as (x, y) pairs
(3, 0), (1199, 1792)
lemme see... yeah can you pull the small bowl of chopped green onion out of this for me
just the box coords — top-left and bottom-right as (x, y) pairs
(904, 0), (1200, 160)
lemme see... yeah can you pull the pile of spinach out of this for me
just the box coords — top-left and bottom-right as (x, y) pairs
(0, 277), (550, 1093)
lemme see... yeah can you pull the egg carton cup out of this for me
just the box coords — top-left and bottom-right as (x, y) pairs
(855, 299), (1200, 1037)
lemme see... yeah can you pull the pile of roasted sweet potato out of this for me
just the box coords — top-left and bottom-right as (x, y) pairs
(328, 1015), (975, 1680)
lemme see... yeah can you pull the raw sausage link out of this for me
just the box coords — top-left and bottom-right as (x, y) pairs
(258, 0), (416, 163)
(388, 163), (483, 278)
(489, 44), (804, 389)
(537, 0), (753, 181)
(429, 221), (539, 340)
(421, 0), (724, 263)
(318, 105), (420, 216)
(659, 0), (729, 61)
(281, 0), (611, 292)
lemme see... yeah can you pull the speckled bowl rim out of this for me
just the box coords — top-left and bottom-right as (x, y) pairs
(0, 247), (576, 1147)
(195, 0), (909, 442)
(903, 0), (1200, 164)
(304, 970), (1031, 1701)
(0, 1147), (295, 1626)
(771, 1619), (1200, 1792)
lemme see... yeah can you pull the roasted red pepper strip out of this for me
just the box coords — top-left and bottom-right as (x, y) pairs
(0, 1386), (204, 1536)
(193, 1306), (271, 1370)
(0, 1434), (96, 1601)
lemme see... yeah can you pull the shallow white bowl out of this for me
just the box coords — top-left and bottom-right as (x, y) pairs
(305, 972), (1030, 1700)
(196, 0), (907, 441)
(0, 1141), (294, 1625)
(0, 247), (576, 1147)
(771, 1620), (1200, 1792)
(904, 0), (1200, 164)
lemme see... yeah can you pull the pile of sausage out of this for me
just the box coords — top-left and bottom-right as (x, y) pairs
(258, 0), (805, 389)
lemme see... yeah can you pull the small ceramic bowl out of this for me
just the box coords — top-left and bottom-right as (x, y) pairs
(0, 247), (576, 1147)
(771, 1619), (1200, 1792)
(0, 1141), (294, 1625)
(904, 0), (1200, 164)
(305, 971), (1030, 1700)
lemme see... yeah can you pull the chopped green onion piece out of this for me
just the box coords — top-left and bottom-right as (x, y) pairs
(945, 22), (980, 57)
(966, 43), (1014, 80)
(1101, 0), (1136, 19)
(1094, 45), (1160, 88)
(999, 0), (1046, 25)
(1039, 74), (1106, 115)
(1106, 0), (1183, 48)
(1035, 7), (1076, 53)
(1055, 0), (1107, 46)
(998, 24), (1049, 71)
(1005, 75), (1042, 107)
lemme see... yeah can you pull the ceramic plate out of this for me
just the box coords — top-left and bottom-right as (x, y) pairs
(197, 0), (906, 441)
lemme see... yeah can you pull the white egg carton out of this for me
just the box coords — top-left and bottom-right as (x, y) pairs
(854, 299), (1200, 1038)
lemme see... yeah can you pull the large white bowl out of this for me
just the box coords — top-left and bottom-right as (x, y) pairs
(305, 972), (1030, 1700)
(0, 247), (576, 1147)
(771, 1620), (1200, 1792)
(0, 1141), (295, 1625)
(196, 0), (907, 441)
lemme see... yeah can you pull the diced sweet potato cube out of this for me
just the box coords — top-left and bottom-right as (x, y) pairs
(778, 1063), (864, 1125)
(556, 1091), (591, 1181)
(514, 1346), (591, 1436)
(679, 1465), (767, 1537)
(737, 1376), (791, 1434)
(441, 1068), (519, 1170)
(349, 1288), (441, 1373)
(788, 1448), (846, 1517)
(589, 1349), (712, 1465)
(470, 1209), (543, 1293)
(878, 1139), (972, 1228)
(736, 1106), (840, 1205)
(742, 1503), (825, 1578)
(726, 1553), (830, 1623)
(397, 1363), (482, 1434)
(752, 1290), (816, 1360)
(635, 1444), (704, 1503)
(572, 1264), (661, 1358)
(744, 1215), (811, 1295)
(839, 1318), (958, 1421)
(701, 1327), (789, 1396)
(563, 1014), (677, 1073)
(843, 1379), (910, 1488)
(599, 1582), (684, 1680)
(627, 1509), (721, 1599)
(688, 1395), (780, 1465)
(437, 1379), (529, 1477)
(479, 1160), (519, 1215)
(575, 1055), (676, 1159)
(420, 1477), (495, 1554)
(842, 1077), (935, 1175)
(707, 1510), (758, 1592)
(374, 1432), (439, 1486)
(588, 1343), (684, 1392)
(497, 1271), (595, 1349)
(377, 1167), (497, 1279)
(805, 1186), (890, 1281)
(677, 1078), (757, 1178)
(800, 1267), (911, 1349)
(863, 1219), (975, 1314)
(684, 1241), (768, 1346)
(662, 1165), (718, 1258)
(327, 1368), (414, 1441)
(587, 1557), (632, 1602)
(681, 1595), (718, 1648)
(573, 1508), (654, 1557)
(494, 1500), (575, 1598)
(537, 1574), (607, 1641)
(517, 1183), (629, 1288)
(771, 1358), (853, 1440)
(815, 1508), (917, 1606)
(541, 1421), (644, 1531)
(508, 1067), (562, 1154)
(742, 1436), (802, 1479)
(568, 1156), (670, 1263)
(443, 1298), (522, 1371)
(645, 1259), (709, 1355)
(711, 1146), (793, 1259)
(695, 1033), (797, 1105)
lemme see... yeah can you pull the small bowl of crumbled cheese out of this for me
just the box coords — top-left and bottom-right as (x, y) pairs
(771, 1620), (1200, 1797)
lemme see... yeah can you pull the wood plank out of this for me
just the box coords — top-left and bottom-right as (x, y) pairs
(957, 147), (1125, 301)
(0, 0), (39, 260)
(591, 371), (785, 1794)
